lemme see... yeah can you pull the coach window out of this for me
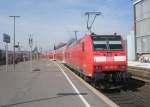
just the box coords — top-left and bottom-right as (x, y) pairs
(82, 42), (85, 52)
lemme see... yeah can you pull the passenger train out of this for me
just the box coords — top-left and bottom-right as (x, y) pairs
(49, 33), (129, 89)
(0, 50), (30, 65)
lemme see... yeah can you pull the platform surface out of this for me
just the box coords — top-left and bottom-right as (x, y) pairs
(128, 61), (150, 69)
(0, 60), (111, 107)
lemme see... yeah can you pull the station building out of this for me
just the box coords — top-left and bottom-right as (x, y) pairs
(133, 0), (150, 61)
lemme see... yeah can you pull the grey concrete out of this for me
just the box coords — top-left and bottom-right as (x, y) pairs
(0, 60), (110, 107)
(60, 64), (110, 107)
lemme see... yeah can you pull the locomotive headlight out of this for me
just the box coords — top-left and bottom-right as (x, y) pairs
(94, 56), (106, 62)
(114, 56), (126, 61)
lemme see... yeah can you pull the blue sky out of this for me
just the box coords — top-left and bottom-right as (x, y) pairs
(0, 0), (133, 51)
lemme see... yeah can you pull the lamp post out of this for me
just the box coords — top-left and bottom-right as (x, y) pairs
(9, 16), (20, 72)
(29, 34), (33, 71)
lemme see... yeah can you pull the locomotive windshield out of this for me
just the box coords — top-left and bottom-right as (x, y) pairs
(92, 35), (123, 51)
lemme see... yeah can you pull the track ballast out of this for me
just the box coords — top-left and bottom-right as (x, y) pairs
(65, 64), (150, 107)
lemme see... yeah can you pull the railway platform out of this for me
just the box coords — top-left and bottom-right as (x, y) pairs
(128, 61), (150, 80)
(128, 61), (150, 69)
(0, 60), (117, 107)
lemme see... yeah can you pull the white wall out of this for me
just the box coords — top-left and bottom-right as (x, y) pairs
(127, 31), (136, 61)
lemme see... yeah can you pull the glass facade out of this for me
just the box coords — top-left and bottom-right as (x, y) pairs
(135, 0), (150, 53)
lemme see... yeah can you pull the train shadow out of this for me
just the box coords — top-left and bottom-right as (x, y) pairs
(101, 88), (121, 93)
(101, 78), (146, 94)
(122, 78), (146, 91)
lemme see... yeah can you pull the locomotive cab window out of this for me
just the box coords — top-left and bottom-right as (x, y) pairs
(92, 35), (123, 51)
(109, 40), (123, 50)
(93, 41), (107, 50)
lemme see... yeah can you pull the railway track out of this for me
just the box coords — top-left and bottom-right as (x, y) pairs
(103, 78), (150, 107)
(128, 66), (150, 80)
(103, 67), (150, 107)
(65, 64), (150, 107)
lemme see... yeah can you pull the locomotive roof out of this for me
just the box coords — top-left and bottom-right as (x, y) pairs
(91, 34), (122, 40)
(66, 38), (76, 46)
(92, 35), (121, 38)
(55, 42), (66, 49)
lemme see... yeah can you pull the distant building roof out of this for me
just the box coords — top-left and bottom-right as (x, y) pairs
(133, 0), (143, 5)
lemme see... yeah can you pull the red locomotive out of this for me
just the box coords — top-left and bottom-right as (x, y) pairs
(50, 33), (129, 89)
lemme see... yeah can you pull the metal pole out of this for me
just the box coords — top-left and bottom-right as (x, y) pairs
(13, 17), (15, 71)
(133, 4), (137, 60)
(37, 47), (39, 60)
(30, 46), (32, 71)
(35, 41), (39, 60)
(5, 43), (8, 72)
(29, 35), (33, 72)
(73, 30), (78, 40)
(18, 42), (20, 51)
(9, 16), (20, 71)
